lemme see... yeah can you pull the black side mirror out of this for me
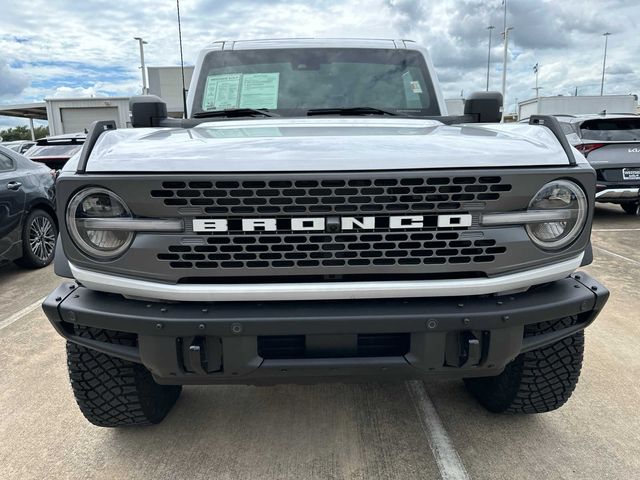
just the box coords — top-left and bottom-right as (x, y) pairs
(464, 91), (503, 123)
(130, 95), (168, 128)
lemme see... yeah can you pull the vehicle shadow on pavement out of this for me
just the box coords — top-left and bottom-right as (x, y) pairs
(98, 382), (461, 479)
(593, 203), (636, 225)
(0, 262), (27, 280)
(96, 381), (541, 480)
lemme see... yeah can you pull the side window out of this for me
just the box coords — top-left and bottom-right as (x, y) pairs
(0, 152), (15, 172)
(559, 122), (574, 135)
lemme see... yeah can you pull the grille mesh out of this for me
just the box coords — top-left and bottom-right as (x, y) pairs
(150, 176), (512, 216)
(157, 232), (507, 270)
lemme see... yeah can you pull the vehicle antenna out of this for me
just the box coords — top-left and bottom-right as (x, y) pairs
(177, 0), (188, 118)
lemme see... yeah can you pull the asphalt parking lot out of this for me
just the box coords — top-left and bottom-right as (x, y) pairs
(1, 203), (639, 480)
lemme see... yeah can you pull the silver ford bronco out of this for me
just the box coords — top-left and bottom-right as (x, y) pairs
(43, 38), (608, 427)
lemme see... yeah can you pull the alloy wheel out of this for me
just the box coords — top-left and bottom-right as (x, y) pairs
(29, 215), (56, 261)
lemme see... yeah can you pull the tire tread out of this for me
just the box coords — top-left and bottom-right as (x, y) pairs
(66, 326), (181, 427)
(464, 317), (584, 414)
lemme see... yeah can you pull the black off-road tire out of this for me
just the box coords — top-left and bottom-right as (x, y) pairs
(620, 201), (639, 215)
(14, 209), (57, 269)
(66, 327), (182, 427)
(464, 317), (585, 414)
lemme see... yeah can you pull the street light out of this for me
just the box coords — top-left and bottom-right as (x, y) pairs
(532, 63), (543, 98)
(500, 0), (512, 121)
(501, 27), (512, 109)
(134, 37), (148, 95)
(486, 26), (495, 91)
(600, 32), (611, 96)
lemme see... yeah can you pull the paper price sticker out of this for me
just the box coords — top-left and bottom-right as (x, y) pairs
(239, 73), (280, 110)
(202, 72), (280, 111)
(202, 74), (241, 110)
(410, 81), (423, 94)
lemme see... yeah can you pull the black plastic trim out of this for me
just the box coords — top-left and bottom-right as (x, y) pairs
(529, 115), (577, 166)
(53, 235), (73, 278)
(76, 120), (116, 174)
(42, 272), (608, 384)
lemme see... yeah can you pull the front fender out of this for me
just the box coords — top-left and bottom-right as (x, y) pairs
(53, 236), (73, 278)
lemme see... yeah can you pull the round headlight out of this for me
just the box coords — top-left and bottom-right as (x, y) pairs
(526, 180), (588, 250)
(66, 187), (134, 259)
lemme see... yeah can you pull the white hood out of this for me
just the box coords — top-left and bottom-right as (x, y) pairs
(81, 117), (574, 173)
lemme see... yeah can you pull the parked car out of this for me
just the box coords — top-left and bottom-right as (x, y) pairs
(44, 38), (608, 427)
(1, 140), (36, 155)
(0, 146), (57, 268)
(553, 114), (640, 214)
(24, 133), (85, 170)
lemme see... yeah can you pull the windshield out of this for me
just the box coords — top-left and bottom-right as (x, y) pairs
(25, 144), (83, 158)
(580, 118), (640, 141)
(191, 48), (440, 117)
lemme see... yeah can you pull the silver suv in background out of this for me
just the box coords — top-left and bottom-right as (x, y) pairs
(555, 114), (640, 215)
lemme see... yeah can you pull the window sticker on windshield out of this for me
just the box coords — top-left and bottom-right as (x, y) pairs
(239, 73), (280, 109)
(202, 74), (241, 110)
(402, 71), (421, 108)
(410, 81), (423, 94)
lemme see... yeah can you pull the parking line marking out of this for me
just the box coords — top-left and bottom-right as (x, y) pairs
(593, 246), (640, 266)
(406, 381), (471, 480)
(0, 297), (46, 331)
(593, 228), (640, 232)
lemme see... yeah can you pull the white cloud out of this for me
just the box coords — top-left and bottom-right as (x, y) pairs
(0, 0), (637, 117)
(51, 86), (99, 98)
(0, 57), (30, 98)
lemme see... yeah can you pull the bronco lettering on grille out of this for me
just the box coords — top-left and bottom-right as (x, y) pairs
(192, 215), (472, 233)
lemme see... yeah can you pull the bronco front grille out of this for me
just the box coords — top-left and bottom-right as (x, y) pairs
(59, 168), (590, 283)
(150, 175), (512, 216)
(157, 231), (507, 270)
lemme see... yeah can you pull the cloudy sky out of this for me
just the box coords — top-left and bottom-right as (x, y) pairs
(0, 0), (638, 129)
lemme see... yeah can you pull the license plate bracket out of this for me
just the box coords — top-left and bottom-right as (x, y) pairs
(623, 168), (640, 180)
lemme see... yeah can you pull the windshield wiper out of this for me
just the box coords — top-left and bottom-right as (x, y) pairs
(307, 107), (404, 117)
(193, 108), (278, 118)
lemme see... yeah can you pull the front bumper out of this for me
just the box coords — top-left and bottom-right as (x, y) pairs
(595, 187), (640, 202)
(43, 272), (608, 385)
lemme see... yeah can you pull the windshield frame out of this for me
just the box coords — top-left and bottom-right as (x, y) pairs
(190, 48), (441, 118)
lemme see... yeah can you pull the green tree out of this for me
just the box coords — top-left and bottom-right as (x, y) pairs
(0, 125), (49, 141)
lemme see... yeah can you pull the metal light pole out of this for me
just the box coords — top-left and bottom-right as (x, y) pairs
(600, 32), (611, 96)
(501, 27), (512, 112)
(486, 26), (495, 91)
(533, 63), (542, 98)
(500, 0), (512, 120)
(134, 37), (148, 94)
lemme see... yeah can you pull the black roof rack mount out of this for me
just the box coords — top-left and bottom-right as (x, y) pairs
(76, 120), (116, 173)
(529, 115), (576, 166)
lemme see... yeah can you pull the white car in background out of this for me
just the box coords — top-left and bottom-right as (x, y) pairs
(0, 140), (36, 155)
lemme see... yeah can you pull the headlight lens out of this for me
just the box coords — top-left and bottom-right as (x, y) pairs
(526, 180), (587, 249)
(66, 187), (134, 259)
